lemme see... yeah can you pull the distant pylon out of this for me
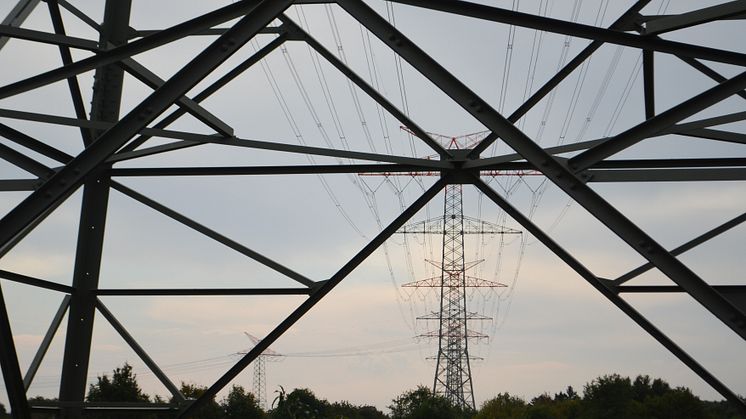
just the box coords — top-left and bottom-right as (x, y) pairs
(241, 332), (283, 410)
(388, 129), (522, 410)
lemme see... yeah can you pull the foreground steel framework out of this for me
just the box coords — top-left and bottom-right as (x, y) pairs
(0, 0), (744, 417)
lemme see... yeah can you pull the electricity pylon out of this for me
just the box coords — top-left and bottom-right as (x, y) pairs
(392, 130), (522, 410)
(241, 332), (283, 411)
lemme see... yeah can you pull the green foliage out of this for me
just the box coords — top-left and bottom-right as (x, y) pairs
(221, 385), (264, 419)
(87, 362), (150, 403)
(178, 382), (224, 419)
(0, 403), (9, 419)
(474, 393), (527, 419)
(389, 386), (470, 419)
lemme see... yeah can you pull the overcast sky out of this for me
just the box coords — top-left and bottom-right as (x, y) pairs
(0, 0), (744, 412)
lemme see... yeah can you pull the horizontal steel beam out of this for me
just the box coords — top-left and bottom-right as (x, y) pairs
(96, 288), (312, 296)
(110, 163), (439, 177)
(585, 168), (746, 182)
(387, 0), (746, 66)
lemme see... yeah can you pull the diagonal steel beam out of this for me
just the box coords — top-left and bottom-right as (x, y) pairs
(0, 0), (273, 100)
(279, 15), (449, 158)
(337, 0), (746, 340)
(643, 1), (746, 35)
(614, 212), (746, 285)
(0, 0), (41, 51)
(46, 0), (94, 145)
(96, 299), (185, 403)
(473, 178), (746, 415)
(0, 281), (31, 419)
(569, 70), (746, 171)
(387, 0), (746, 66)
(0, 0), (294, 255)
(0, 142), (54, 178)
(111, 181), (315, 288)
(119, 31), (288, 153)
(0, 123), (72, 164)
(470, 0), (652, 157)
(23, 295), (70, 390)
(178, 177), (447, 418)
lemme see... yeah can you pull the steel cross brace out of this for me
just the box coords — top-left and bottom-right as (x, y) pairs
(336, 0), (746, 359)
(177, 178), (447, 417)
(473, 178), (746, 416)
(0, 0), (294, 255)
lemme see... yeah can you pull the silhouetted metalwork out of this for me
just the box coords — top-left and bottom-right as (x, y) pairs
(0, 1), (743, 418)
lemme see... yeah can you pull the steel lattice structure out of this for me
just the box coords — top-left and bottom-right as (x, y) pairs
(0, 0), (744, 418)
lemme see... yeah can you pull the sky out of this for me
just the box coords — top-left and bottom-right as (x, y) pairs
(0, 0), (744, 413)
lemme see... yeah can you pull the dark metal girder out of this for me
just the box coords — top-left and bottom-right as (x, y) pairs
(643, 1), (746, 35)
(0, 142), (54, 178)
(0, 269), (74, 293)
(96, 299), (185, 403)
(570, 70), (746, 171)
(470, 0), (652, 156)
(473, 178), (746, 415)
(178, 178), (447, 418)
(120, 57), (234, 137)
(111, 181), (316, 288)
(279, 15), (449, 158)
(678, 56), (746, 102)
(0, 281), (31, 418)
(0, 0), (294, 257)
(110, 163), (438, 177)
(117, 131), (451, 168)
(46, 0), (94, 146)
(584, 168), (746, 182)
(643, 49), (655, 119)
(614, 212), (746, 285)
(0, 24), (98, 51)
(23, 295), (70, 390)
(96, 288), (312, 296)
(0, 122), (73, 164)
(676, 128), (746, 145)
(0, 179), (38, 191)
(337, 0), (746, 342)
(119, 32), (288, 153)
(387, 0), (746, 66)
(0, 0), (42, 51)
(0, 0), (271, 100)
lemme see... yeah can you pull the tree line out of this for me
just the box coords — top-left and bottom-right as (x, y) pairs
(2, 363), (742, 418)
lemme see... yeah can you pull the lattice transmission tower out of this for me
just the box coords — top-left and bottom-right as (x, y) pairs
(391, 131), (522, 409)
(241, 333), (283, 411)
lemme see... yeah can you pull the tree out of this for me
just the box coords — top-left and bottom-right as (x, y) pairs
(474, 393), (527, 419)
(222, 385), (264, 419)
(328, 401), (388, 419)
(270, 387), (329, 419)
(178, 382), (224, 419)
(0, 403), (9, 419)
(580, 374), (645, 419)
(87, 362), (150, 403)
(86, 363), (154, 419)
(389, 386), (469, 419)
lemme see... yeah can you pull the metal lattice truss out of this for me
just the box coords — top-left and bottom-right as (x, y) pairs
(0, 0), (744, 417)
